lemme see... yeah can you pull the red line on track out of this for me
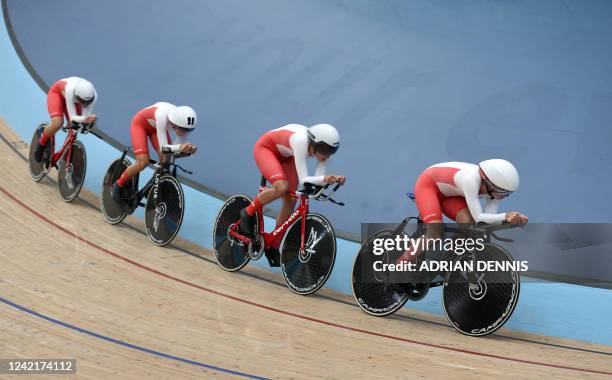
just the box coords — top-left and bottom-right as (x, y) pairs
(1, 185), (610, 376)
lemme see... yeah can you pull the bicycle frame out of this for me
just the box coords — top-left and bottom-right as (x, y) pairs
(121, 151), (191, 209)
(229, 186), (310, 254)
(228, 176), (343, 256)
(49, 128), (78, 167)
(258, 185), (309, 251)
(126, 163), (167, 209)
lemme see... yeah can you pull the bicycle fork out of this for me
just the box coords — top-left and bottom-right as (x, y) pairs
(62, 140), (75, 190)
(299, 199), (307, 255)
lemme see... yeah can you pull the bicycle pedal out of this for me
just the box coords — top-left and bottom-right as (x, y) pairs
(248, 235), (265, 260)
(43, 160), (53, 172)
(250, 249), (264, 260)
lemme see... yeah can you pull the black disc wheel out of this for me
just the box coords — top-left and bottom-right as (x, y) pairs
(29, 124), (51, 182)
(100, 158), (136, 225)
(144, 175), (185, 246)
(213, 195), (256, 271)
(280, 213), (336, 295)
(352, 229), (410, 316)
(57, 140), (86, 202)
(443, 244), (520, 336)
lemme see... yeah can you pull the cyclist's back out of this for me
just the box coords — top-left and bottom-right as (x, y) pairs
(415, 161), (515, 224)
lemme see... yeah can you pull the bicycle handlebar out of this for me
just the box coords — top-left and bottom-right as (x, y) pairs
(64, 122), (95, 134)
(423, 221), (521, 243)
(147, 155), (193, 175)
(298, 183), (345, 206)
(473, 222), (521, 233)
(473, 222), (522, 243)
(147, 151), (191, 164)
(171, 152), (192, 158)
(149, 160), (193, 175)
(173, 163), (193, 175)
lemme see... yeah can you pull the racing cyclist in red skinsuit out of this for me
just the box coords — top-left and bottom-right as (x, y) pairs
(34, 77), (98, 162)
(111, 102), (198, 203)
(240, 123), (346, 266)
(397, 159), (528, 275)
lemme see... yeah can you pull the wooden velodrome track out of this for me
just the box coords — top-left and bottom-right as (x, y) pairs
(0, 118), (610, 379)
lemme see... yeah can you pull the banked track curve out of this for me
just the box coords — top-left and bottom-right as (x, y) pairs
(0, 118), (610, 379)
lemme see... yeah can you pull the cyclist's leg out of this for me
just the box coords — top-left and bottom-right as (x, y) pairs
(118, 154), (149, 184)
(113, 121), (150, 198)
(276, 159), (298, 226)
(441, 197), (473, 224)
(42, 84), (65, 141)
(239, 142), (289, 236)
(259, 158), (297, 265)
(441, 198), (474, 250)
(36, 86), (65, 161)
(401, 174), (444, 261)
(267, 160), (298, 250)
(250, 144), (290, 214)
(415, 174), (444, 225)
(149, 131), (170, 163)
(41, 118), (63, 145)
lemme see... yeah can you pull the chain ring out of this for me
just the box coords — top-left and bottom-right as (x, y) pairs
(249, 235), (265, 260)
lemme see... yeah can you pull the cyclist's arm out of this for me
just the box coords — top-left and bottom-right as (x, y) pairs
(155, 108), (181, 154)
(314, 159), (327, 177)
(290, 132), (325, 186)
(172, 134), (188, 150)
(483, 198), (501, 214)
(456, 171), (506, 224)
(64, 81), (87, 124)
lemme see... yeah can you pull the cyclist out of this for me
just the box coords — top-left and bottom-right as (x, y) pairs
(397, 159), (528, 269)
(111, 102), (198, 203)
(240, 123), (346, 267)
(34, 77), (98, 162)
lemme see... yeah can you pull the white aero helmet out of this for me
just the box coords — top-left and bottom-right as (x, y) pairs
(479, 159), (519, 192)
(168, 106), (197, 131)
(75, 79), (96, 105)
(307, 123), (340, 155)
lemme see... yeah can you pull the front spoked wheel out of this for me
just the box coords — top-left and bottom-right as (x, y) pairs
(443, 243), (520, 336)
(280, 213), (336, 295)
(213, 195), (257, 271)
(29, 124), (52, 182)
(144, 175), (185, 246)
(58, 140), (87, 202)
(352, 229), (410, 316)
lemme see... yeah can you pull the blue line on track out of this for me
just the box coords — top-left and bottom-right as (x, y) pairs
(0, 296), (270, 380)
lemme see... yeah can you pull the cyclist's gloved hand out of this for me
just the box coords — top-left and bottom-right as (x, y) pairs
(184, 143), (197, 154)
(179, 143), (196, 155)
(505, 212), (528, 225)
(85, 114), (97, 126)
(324, 175), (346, 185)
